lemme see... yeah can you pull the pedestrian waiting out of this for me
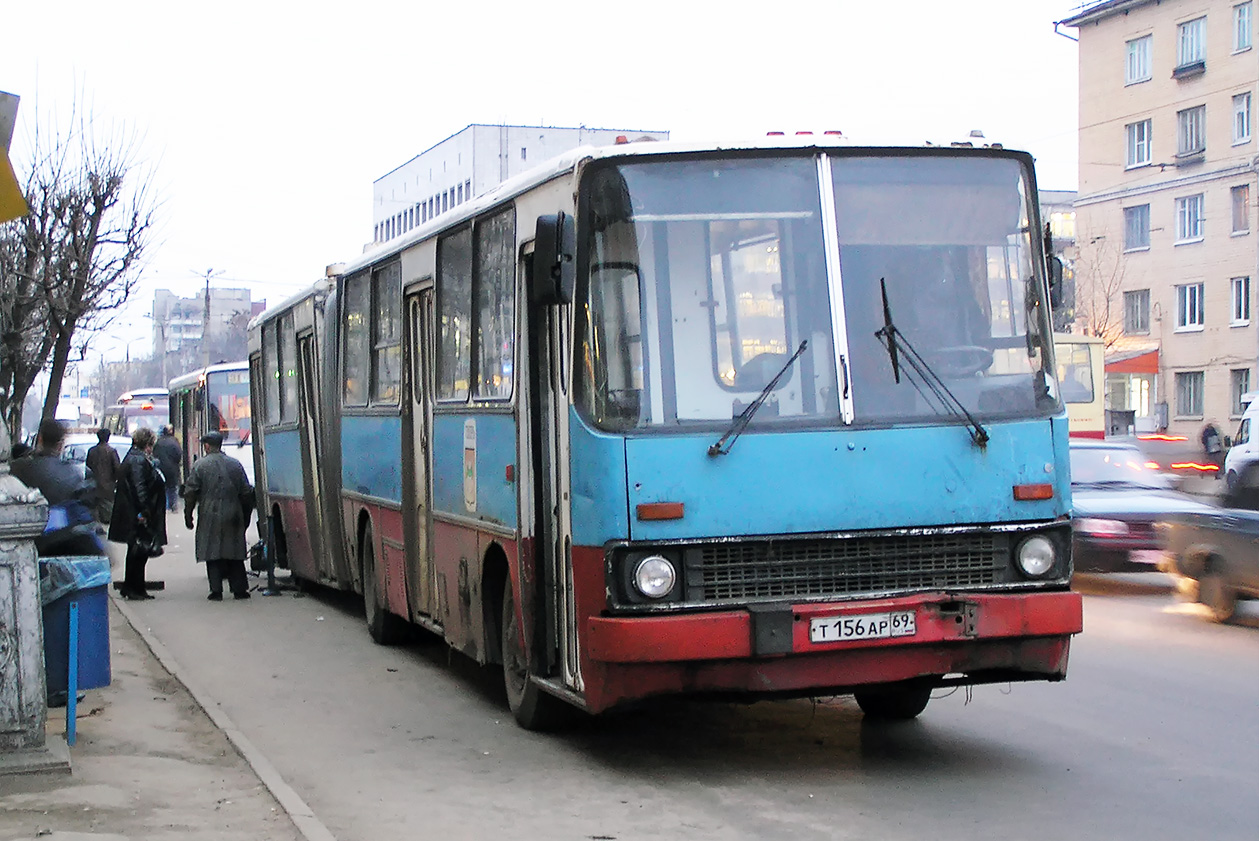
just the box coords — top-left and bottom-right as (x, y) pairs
(109, 427), (168, 600)
(154, 424), (183, 512)
(183, 431), (255, 601)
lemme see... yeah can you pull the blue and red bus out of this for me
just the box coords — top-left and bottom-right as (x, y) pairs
(250, 139), (1082, 728)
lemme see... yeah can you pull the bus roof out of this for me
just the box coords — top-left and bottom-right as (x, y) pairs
(167, 360), (249, 391)
(117, 387), (168, 403)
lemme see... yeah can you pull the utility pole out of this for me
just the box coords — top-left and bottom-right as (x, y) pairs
(198, 268), (222, 369)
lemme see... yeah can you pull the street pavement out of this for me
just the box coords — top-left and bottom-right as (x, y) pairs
(0, 526), (318, 841)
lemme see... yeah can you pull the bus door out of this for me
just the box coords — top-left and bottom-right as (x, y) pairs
(402, 288), (436, 620)
(296, 331), (333, 582)
(527, 274), (581, 691)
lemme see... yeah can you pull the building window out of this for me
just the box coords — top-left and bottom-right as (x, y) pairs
(1175, 194), (1204, 242)
(1236, 2), (1253, 51)
(521, 146), (528, 161)
(1126, 120), (1152, 167)
(1126, 35), (1152, 83)
(1176, 371), (1205, 417)
(1177, 106), (1206, 156)
(1177, 17), (1207, 69)
(1176, 282), (1205, 329)
(1234, 92), (1252, 143)
(1232, 369), (1253, 416)
(1124, 204), (1150, 250)
(466, 179), (471, 201)
(1124, 289), (1151, 334)
(1232, 276), (1252, 324)
(1233, 184), (1252, 233)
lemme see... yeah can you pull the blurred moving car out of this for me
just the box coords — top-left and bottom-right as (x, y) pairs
(1069, 440), (1216, 573)
(1160, 463), (1259, 622)
(1223, 397), (1257, 491)
(60, 433), (132, 479)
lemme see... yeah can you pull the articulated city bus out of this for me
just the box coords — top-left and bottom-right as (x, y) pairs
(168, 361), (256, 487)
(1053, 333), (1105, 438)
(250, 139), (1082, 729)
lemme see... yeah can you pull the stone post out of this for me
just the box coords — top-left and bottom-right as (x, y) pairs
(0, 416), (70, 774)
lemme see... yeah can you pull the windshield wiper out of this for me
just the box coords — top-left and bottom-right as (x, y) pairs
(708, 340), (808, 457)
(874, 278), (989, 448)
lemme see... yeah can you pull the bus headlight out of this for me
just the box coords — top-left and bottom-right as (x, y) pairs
(633, 555), (677, 599)
(1016, 535), (1056, 577)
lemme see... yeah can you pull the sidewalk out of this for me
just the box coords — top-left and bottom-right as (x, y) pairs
(0, 589), (308, 841)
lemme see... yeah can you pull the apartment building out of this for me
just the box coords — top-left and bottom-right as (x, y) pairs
(1063, 0), (1257, 436)
(372, 124), (669, 247)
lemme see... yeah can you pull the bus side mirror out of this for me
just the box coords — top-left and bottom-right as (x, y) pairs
(1047, 256), (1064, 309)
(532, 212), (575, 306)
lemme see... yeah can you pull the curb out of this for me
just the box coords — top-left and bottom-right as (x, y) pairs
(111, 595), (337, 841)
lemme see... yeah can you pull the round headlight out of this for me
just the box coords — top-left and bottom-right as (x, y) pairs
(1016, 535), (1056, 577)
(633, 555), (677, 599)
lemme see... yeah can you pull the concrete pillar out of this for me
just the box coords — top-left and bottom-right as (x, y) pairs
(0, 420), (70, 775)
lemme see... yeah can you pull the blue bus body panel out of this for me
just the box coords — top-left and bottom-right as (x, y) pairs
(264, 428), (304, 498)
(569, 414), (631, 547)
(622, 418), (1068, 542)
(342, 415), (402, 504)
(431, 413), (518, 529)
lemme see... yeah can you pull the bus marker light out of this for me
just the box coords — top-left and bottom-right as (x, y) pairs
(1013, 483), (1053, 501)
(505, 464), (514, 483)
(636, 502), (684, 521)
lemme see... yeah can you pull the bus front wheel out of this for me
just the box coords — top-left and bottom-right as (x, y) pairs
(501, 582), (572, 731)
(853, 683), (932, 721)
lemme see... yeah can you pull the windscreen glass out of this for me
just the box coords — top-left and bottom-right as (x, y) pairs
(577, 156), (837, 430)
(832, 156), (1056, 425)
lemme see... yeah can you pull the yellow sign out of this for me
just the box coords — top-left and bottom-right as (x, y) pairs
(0, 151), (26, 223)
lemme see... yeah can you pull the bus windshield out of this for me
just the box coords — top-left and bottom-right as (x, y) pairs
(206, 368), (252, 444)
(577, 153), (1058, 431)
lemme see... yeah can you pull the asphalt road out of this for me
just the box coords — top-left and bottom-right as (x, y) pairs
(124, 531), (1259, 841)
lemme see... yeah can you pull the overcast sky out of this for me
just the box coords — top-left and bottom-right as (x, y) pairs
(5, 0), (1083, 365)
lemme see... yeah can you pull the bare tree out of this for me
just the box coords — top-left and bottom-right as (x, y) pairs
(0, 98), (157, 440)
(1070, 223), (1128, 347)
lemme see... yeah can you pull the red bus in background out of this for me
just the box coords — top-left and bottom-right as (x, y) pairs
(101, 387), (169, 436)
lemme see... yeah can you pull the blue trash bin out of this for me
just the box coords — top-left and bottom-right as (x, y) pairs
(39, 556), (112, 693)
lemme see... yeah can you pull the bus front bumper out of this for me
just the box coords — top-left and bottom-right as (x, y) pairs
(579, 590), (1082, 712)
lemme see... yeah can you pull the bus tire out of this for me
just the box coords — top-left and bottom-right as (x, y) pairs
(854, 683), (932, 721)
(362, 527), (406, 645)
(501, 581), (571, 731)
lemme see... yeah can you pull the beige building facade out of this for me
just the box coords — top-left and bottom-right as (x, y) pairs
(1064, 0), (1257, 438)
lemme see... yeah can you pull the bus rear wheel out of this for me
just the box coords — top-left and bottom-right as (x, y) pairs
(362, 528), (406, 645)
(853, 683), (932, 721)
(501, 582), (572, 731)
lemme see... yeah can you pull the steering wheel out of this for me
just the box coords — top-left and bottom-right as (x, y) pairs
(926, 345), (994, 377)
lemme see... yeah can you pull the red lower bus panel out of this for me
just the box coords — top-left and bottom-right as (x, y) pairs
(273, 497), (317, 582)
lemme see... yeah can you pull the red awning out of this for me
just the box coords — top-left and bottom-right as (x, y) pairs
(1106, 349), (1159, 374)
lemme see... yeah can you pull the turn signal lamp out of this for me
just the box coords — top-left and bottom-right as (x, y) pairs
(1013, 483), (1054, 501)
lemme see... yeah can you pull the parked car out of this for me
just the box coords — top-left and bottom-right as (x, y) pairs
(1069, 440), (1216, 573)
(59, 433), (133, 479)
(1160, 462), (1259, 622)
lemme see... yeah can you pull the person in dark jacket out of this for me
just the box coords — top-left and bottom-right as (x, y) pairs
(153, 425), (183, 512)
(85, 427), (121, 524)
(13, 419), (103, 556)
(184, 431), (254, 600)
(108, 427), (167, 600)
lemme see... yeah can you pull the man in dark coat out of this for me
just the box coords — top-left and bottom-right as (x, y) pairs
(85, 427), (121, 524)
(153, 425), (183, 512)
(13, 419), (103, 556)
(184, 431), (253, 600)
(108, 427), (168, 599)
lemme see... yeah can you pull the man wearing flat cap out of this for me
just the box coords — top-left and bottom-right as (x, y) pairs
(183, 430), (254, 600)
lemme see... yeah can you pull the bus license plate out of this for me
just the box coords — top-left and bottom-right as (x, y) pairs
(809, 610), (917, 644)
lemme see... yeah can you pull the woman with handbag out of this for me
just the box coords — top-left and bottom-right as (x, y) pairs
(108, 427), (168, 600)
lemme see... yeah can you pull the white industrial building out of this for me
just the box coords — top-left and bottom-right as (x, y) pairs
(371, 124), (669, 246)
